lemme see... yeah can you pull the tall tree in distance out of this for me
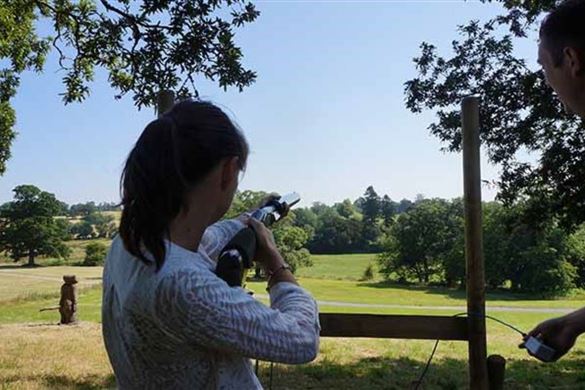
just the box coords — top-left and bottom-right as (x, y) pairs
(361, 186), (381, 223)
(380, 195), (396, 227)
(0, 0), (259, 175)
(360, 186), (382, 251)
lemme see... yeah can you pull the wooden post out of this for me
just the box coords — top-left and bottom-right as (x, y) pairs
(487, 354), (506, 390)
(462, 96), (488, 389)
(157, 90), (175, 117)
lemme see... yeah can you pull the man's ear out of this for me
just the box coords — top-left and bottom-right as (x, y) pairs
(564, 47), (585, 77)
(220, 156), (239, 191)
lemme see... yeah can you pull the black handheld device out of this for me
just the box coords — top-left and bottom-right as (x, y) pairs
(216, 192), (301, 287)
(524, 336), (557, 362)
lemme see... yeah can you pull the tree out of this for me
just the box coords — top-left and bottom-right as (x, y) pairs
(70, 220), (95, 239)
(483, 200), (580, 295)
(0, 0), (259, 175)
(69, 202), (97, 217)
(380, 195), (396, 227)
(292, 208), (318, 231)
(482, 202), (514, 289)
(396, 199), (414, 214)
(335, 199), (358, 219)
(378, 199), (456, 283)
(309, 208), (363, 254)
(83, 212), (116, 238)
(441, 198), (465, 287)
(405, 1), (585, 230)
(358, 186), (382, 252)
(96, 202), (120, 212)
(83, 242), (108, 266)
(273, 225), (312, 273)
(361, 223), (382, 252)
(515, 239), (576, 296)
(566, 225), (585, 288)
(56, 200), (69, 216)
(0, 185), (70, 266)
(361, 186), (380, 223)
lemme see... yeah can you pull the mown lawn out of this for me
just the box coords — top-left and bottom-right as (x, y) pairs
(296, 253), (380, 281)
(1, 256), (585, 388)
(1, 263), (583, 310)
(0, 265), (103, 303)
(0, 238), (112, 267)
(1, 305), (584, 389)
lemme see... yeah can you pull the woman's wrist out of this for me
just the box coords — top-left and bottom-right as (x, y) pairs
(266, 265), (297, 290)
(267, 263), (291, 284)
(262, 251), (285, 273)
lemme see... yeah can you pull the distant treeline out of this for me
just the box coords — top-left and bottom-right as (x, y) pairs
(3, 185), (585, 295)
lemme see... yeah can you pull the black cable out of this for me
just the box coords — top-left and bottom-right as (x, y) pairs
(413, 339), (440, 390)
(484, 314), (526, 336)
(413, 312), (527, 389)
(454, 312), (525, 336)
(255, 360), (274, 389)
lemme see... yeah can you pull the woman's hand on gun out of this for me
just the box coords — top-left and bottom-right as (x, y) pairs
(247, 218), (298, 289)
(247, 218), (283, 270)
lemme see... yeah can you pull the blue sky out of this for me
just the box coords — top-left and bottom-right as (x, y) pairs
(0, 0), (542, 207)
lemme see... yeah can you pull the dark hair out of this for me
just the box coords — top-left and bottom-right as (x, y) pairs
(119, 100), (248, 270)
(540, 0), (585, 67)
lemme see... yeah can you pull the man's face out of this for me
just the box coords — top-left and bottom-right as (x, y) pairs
(538, 41), (585, 117)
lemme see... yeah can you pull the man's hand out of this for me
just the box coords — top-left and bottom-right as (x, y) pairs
(520, 316), (579, 362)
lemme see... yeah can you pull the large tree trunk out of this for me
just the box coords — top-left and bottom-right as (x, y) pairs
(27, 250), (35, 267)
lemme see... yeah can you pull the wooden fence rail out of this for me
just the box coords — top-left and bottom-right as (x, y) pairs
(319, 313), (469, 341)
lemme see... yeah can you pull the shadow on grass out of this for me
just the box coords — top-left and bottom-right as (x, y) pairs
(0, 264), (45, 270)
(2, 355), (585, 389)
(259, 352), (585, 389)
(43, 374), (116, 389)
(357, 280), (567, 303)
(1, 374), (116, 389)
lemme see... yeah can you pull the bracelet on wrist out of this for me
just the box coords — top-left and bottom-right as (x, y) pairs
(266, 264), (292, 290)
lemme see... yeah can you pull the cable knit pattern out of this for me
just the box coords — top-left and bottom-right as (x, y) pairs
(102, 219), (320, 390)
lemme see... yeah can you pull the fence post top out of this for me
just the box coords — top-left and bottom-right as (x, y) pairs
(462, 95), (481, 105)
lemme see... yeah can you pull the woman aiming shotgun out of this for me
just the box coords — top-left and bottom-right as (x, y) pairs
(101, 100), (320, 389)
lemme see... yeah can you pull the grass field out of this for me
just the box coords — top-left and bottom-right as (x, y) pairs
(296, 253), (380, 281)
(0, 265), (103, 303)
(2, 320), (585, 389)
(0, 239), (111, 267)
(1, 255), (585, 388)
